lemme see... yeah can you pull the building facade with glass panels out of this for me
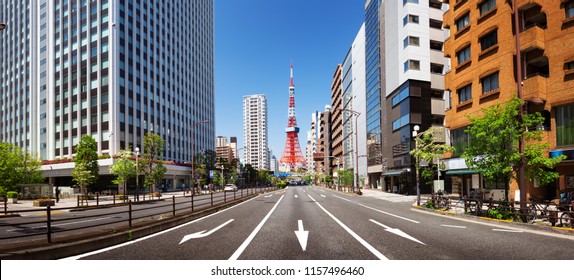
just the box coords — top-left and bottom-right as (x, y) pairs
(0, 0), (215, 190)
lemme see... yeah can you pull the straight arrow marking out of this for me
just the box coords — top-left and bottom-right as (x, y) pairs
(179, 219), (234, 244)
(369, 219), (426, 245)
(294, 220), (309, 251)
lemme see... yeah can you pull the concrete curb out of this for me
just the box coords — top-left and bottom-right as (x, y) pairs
(0, 194), (257, 260)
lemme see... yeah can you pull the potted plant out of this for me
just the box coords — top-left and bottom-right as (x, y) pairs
(6, 191), (18, 203)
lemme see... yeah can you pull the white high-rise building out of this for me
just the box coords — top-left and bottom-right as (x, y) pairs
(242, 94), (269, 170)
(0, 0), (214, 188)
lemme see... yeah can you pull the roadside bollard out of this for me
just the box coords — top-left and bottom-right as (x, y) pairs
(210, 192), (214, 207)
(172, 196), (176, 217)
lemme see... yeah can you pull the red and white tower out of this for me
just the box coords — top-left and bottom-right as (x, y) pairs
(280, 64), (306, 171)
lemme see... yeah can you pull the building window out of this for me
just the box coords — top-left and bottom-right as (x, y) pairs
(456, 13), (470, 31)
(480, 29), (498, 51)
(479, 0), (496, 16)
(451, 126), (470, 157)
(481, 72), (499, 94)
(431, 63), (444, 74)
(392, 87), (410, 107)
(556, 103), (574, 146)
(430, 19), (443, 29)
(392, 114), (410, 131)
(404, 60), (420, 72)
(457, 84), (472, 103)
(403, 36), (420, 48)
(403, 0), (419, 5)
(430, 40), (443, 51)
(567, 1), (574, 18)
(403, 14), (419, 26)
(457, 46), (471, 64)
(566, 61), (574, 70)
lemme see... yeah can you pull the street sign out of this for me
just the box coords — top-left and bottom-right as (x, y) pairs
(209, 170), (214, 178)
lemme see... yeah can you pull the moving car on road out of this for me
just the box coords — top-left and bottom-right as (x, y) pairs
(224, 184), (238, 192)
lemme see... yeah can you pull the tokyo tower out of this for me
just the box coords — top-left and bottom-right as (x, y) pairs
(279, 64), (306, 171)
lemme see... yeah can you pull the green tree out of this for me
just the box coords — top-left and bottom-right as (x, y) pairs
(338, 169), (354, 187)
(110, 149), (136, 195)
(0, 143), (43, 194)
(72, 161), (96, 205)
(410, 127), (454, 188)
(462, 96), (565, 199)
(142, 133), (166, 194)
(74, 135), (100, 189)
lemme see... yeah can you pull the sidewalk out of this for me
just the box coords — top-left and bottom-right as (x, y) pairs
(361, 188), (418, 203)
(1, 191), (189, 214)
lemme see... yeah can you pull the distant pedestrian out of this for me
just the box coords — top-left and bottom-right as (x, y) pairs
(56, 187), (60, 203)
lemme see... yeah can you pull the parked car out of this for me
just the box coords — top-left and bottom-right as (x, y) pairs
(224, 184), (238, 192)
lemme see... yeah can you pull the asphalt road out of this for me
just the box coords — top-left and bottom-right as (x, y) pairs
(67, 186), (574, 260)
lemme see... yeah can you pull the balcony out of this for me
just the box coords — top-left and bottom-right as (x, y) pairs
(431, 98), (446, 116)
(431, 73), (445, 90)
(522, 74), (547, 101)
(520, 25), (545, 52)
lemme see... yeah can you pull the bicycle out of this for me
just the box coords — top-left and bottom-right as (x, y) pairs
(526, 197), (556, 223)
(434, 190), (451, 210)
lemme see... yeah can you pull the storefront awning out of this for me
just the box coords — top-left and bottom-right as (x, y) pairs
(382, 169), (408, 176)
(445, 169), (478, 175)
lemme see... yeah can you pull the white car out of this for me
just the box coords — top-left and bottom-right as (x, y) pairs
(224, 184), (238, 192)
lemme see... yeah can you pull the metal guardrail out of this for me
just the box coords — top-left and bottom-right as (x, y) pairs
(0, 187), (275, 245)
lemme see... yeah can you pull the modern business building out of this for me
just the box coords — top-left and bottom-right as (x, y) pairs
(341, 23), (367, 187)
(370, 0), (449, 194)
(0, 0), (215, 190)
(242, 94), (269, 170)
(305, 111), (320, 175)
(330, 64), (343, 172)
(443, 0), (574, 200)
(216, 136), (236, 165)
(317, 106), (333, 176)
(364, 0), (385, 188)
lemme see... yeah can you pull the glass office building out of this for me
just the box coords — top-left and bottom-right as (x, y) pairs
(0, 0), (214, 163)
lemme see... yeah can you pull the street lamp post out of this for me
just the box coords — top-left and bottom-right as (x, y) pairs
(190, 120), (209, 193)
(340, 108), (360, 194)
(220, 164), (225, 187)
(135, 146), (140, 202)
(412, 125), (421, 206)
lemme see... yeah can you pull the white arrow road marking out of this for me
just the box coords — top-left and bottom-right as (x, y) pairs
(369, 219), (426, 245)
(294, 220), (309, 251)
(441, 225), (467, 229)
(492, 228), (523, 233)
(308, 195), (388, 260)
(320, 194), (326, 198)
(264, 194), (273, 198)
(179, 219), (234, 244)
(294, 194), (299, 198)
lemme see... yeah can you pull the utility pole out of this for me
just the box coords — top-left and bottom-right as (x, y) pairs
(513, 0), (527, 216)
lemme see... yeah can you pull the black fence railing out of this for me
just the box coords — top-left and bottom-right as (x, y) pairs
(420, 194), (574, 228)
(0, 187), (275, 245)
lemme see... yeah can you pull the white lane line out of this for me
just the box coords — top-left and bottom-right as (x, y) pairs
(441, 225), (467, 229)
(358, 204), (420, 224)
(332, 195), (419, 223)
(229, 195), (285, 260)
(320, 194), (326, 198)
(333, 195), (353, 202)
(308, 194), (388, 260)
(492, 229), (523, 233)
(62, 195), (261, 260)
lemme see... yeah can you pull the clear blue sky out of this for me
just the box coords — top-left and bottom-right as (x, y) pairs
(214, 0), (365, 161)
